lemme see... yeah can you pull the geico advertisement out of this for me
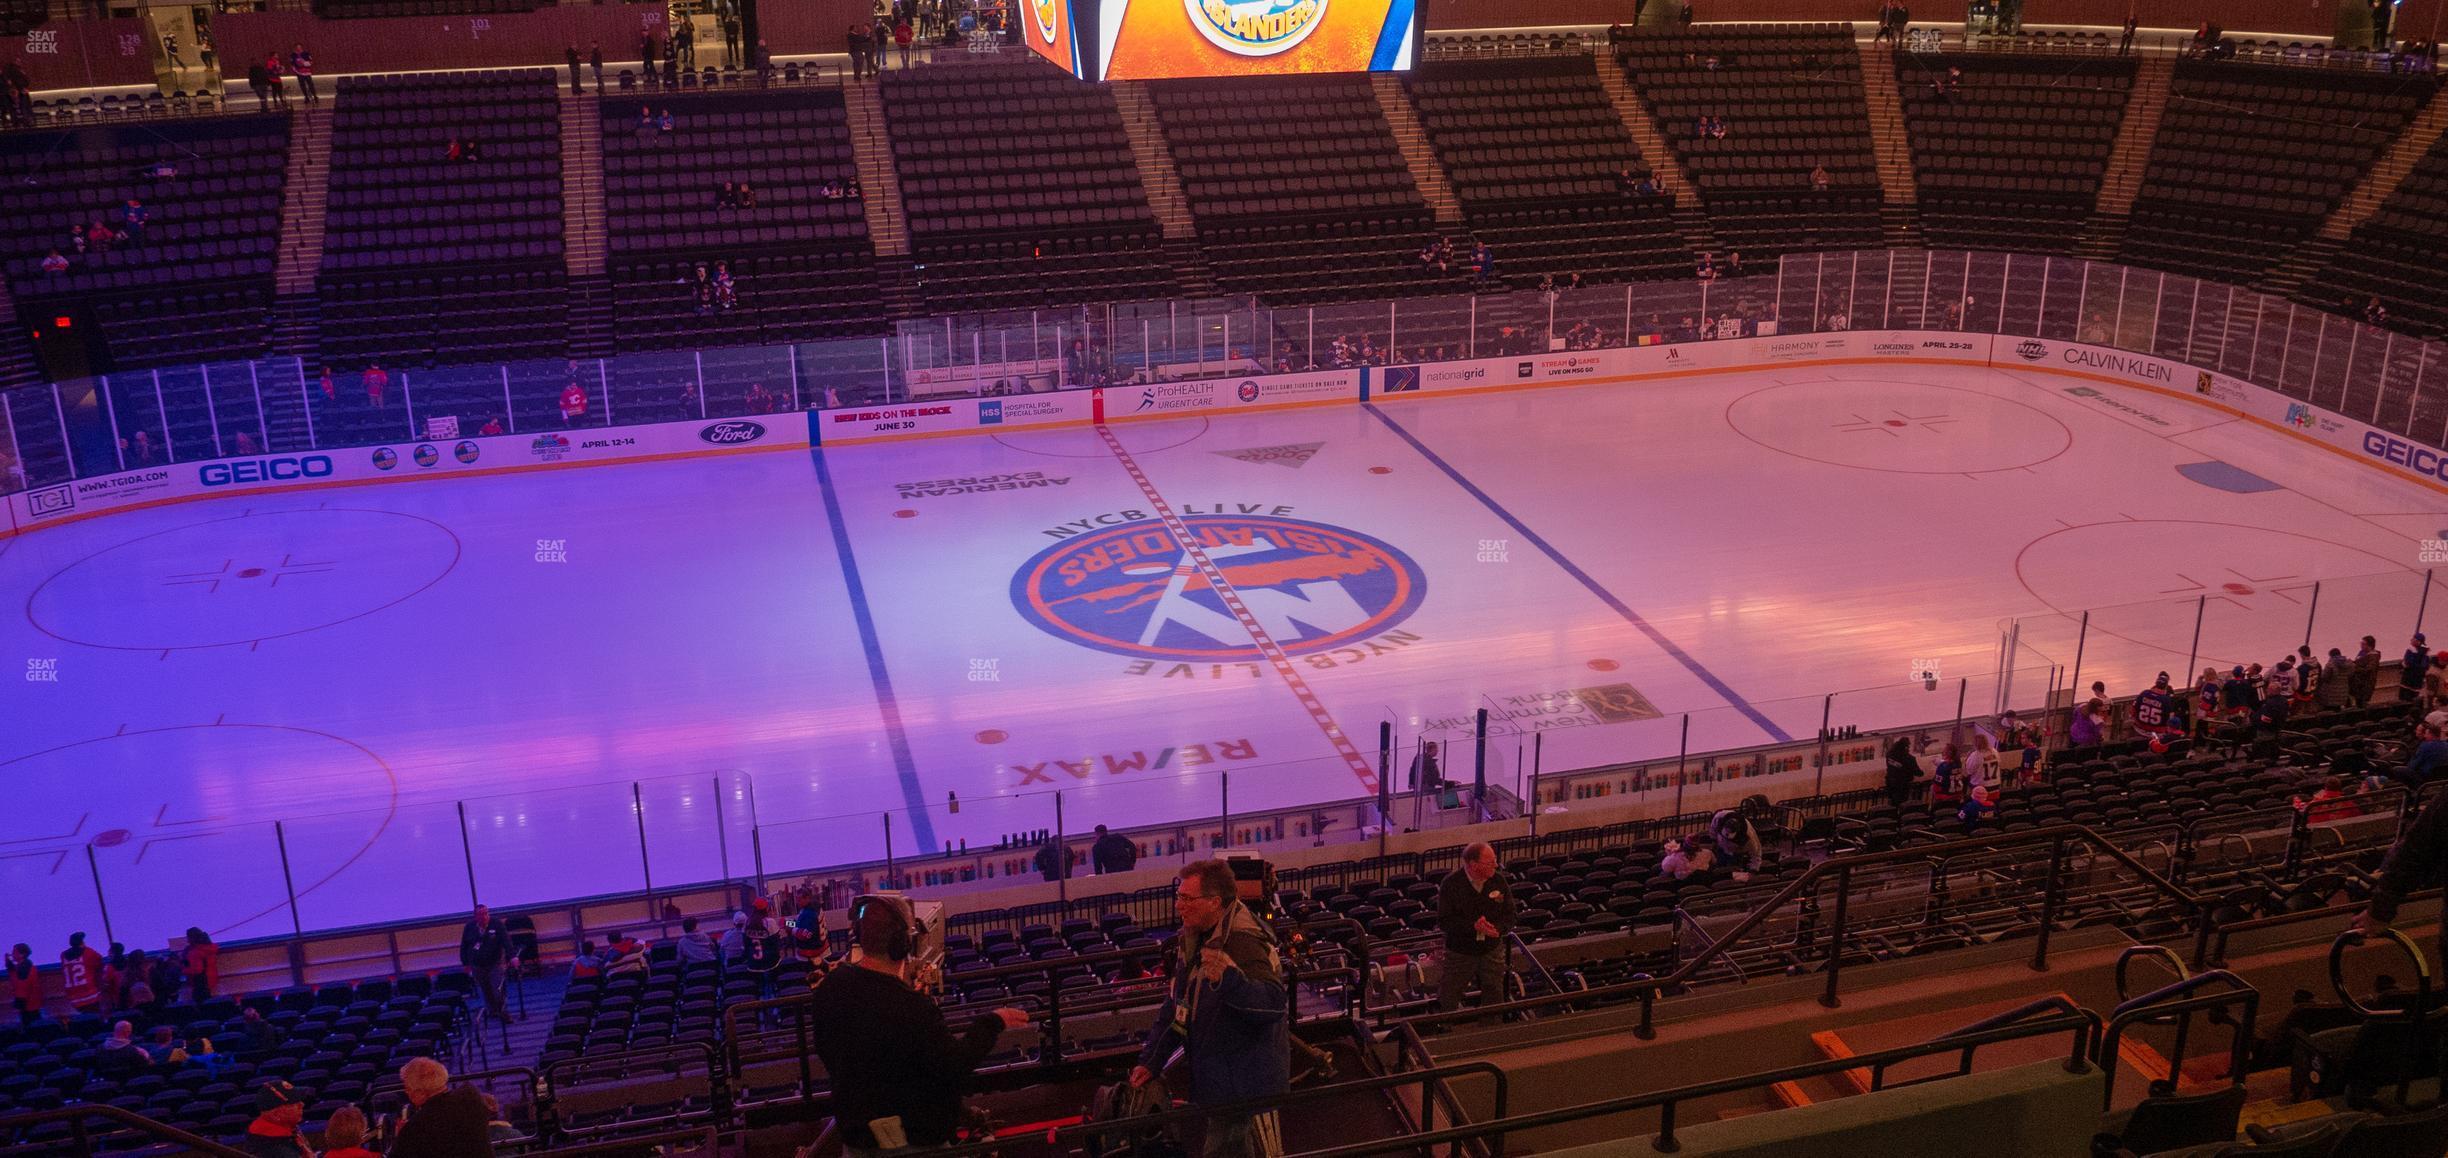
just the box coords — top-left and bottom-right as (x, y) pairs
(1024, 0), (1081, 78)
(1097, 0), (1417, 81)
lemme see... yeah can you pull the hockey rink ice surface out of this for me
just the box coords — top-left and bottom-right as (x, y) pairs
(5, 359), (2445, 948)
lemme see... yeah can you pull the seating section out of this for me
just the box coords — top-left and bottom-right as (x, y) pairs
(1616, 25), (1883, 257)
(2298, 127), (2448, 338)
(602, 89), (883, 351)
(1896, 53), (2135, 254)
(317, 70), (568, 369)
(1152, 74), (1467, 304)
(1404, 57), (1690, 282)
(0, 117), (287, 370)
(0, 976), (465, 1149)
(883, 60), (1176, 315)
(2117, 60), (2434, 283)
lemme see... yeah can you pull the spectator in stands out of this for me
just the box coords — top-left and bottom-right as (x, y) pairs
(559, 376), (589, 426)
(5, 946), (36, 1026)
(738, 915), (785, 996)
(1408, 740), (1444, 792)
(739, 181), (759, 207)
(1932, 66), (1961, 100)
(320, 1107), (378, 1158)
(569, 940), (604, 982)
(1131, 861), (1288, 1158)
(459, 904), (515, 1025)
(896, 17), (915, 67)
(848, 22), (874, 79)
(1724, 250), (1746, 278)
(2406, 635), (2433, 703)
(143, 1025), (187, 1067)
(641, 32), (659, 85)
(2252, 675), (2292, 759)
(1958, 782), (1997, 830)
(2118, 15), (2138, 54)
(1965, 730), (2006, 792)
(2070, 699), (2107, 748)
(1874, 0), (1897, 42)
(588, 43), (604, 92)
(59, 933), (99, 1015)
(659, 108), (675, 134)
(262, 53), (288, 110)
(119, 950), (155, 1014)
(234, 1006), (280, 1055)
(40, 249), (67, 275)
(2297, 775), (2360, 823)
(2363, 296), (2390, 328)
(1033, 834), (1072, 881)
(86, 219), (120, 253)
(1470, 242), (1494, 287)
(1883, 735), (1920, 807)
(1435, 842), (1516, 1020)
(1659, 834), (1714, 879)
(363, 364), (390, 408)
(246, 58), (273, 110)
(283, 45), (317, 105)
(1694, 252), (1717, 282)
(95, 1021), (147, 1074)
(392, 1058), (494, 1158)
(477, 415), (504, 436)
(2320, 648), (2353, 711)
(1091, 824), (1139, 874)
(121, 198), (149, 245)
(2393, 718), (2448, 789)
(674, 915), (720, 967)
(2350, 636), (2381, 707)
(242, 1080), (312, 1158)
(2293, 646), (2322, 712)
(1810, 164), (1830, 193)
(481, 1093), (519, 1145)
(717, 181), (740, 209)
(807, 896), (1025, 1154)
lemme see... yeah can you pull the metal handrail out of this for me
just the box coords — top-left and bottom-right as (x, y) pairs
(1286, 1012), (2100, 1158)
(1400, 823), (2203, 1035)
(0, 1105), (252, 1158)
(2207, 887), (2444, 967)
(920, 1055), (1515, 1158)
(522, 1126), (720, 1158)
(2116, 944), (2192, 1003)
(2097, 970), (2259, 1108)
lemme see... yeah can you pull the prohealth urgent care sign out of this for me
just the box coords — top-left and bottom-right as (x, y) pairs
(6, 416), (803, 535)
(809, 370), (1358, 445)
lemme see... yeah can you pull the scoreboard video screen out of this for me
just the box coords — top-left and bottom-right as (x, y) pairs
(1026, 0), (1421, 82)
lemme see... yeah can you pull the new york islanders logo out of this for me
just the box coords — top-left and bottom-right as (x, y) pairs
(1186, 0), (1327, 57)
(1031, 0), (1058, 43)
(1013, 515), (1423, 661)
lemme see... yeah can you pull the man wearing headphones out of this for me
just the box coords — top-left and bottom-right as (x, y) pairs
(806, 897), (1028, 1155)
(1130, 860), (1289, 1158)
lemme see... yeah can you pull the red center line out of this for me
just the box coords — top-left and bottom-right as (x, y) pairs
(1090, 424), (1381, 794)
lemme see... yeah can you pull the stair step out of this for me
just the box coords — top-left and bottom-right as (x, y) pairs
(559, 93), (609, 278)
(274, 104), (335, 295)
(843, 84), (911, 258)
(1372, 74), (1463, 227)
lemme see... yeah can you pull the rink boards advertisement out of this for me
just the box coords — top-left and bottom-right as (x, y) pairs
(1369, 330), (1996, 398)
(1988, 337), (2448, 494)
(5, 414), (805, 533)
(810, 369), (1358, 445)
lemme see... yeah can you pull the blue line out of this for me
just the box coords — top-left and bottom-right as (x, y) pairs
(1363, 405), (1794, 744)
(811, 446), (940, 853)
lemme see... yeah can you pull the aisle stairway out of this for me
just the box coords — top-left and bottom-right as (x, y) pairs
(273, 103), (333, 296)
(1372, 73), (1464, 228)
(1596, 52), (1717, 255)
(842, 82), (909, 258)
(2077, 51), (2175, 259)
(559, 93), (608, 278)
(1111, 81), (1197, 241)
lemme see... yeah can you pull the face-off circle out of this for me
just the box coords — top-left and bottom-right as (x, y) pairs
(27, 509), (461, 651)
(0, 723), (395, 938)
(1724, 380), (2073, 475)
(2016, 520), (2418, 664)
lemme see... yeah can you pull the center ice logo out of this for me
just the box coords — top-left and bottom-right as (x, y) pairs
(1011, 515), (1424, 661)
(1186, 0), (1327, 57)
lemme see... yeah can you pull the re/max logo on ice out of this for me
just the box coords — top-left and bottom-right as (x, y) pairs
(2365, 432), (2448, 481)
(198, 455), (335, 486)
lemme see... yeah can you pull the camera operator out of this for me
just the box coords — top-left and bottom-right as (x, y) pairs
(807, 897), (1029, 1156)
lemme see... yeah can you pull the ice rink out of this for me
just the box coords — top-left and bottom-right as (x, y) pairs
(5, 359), (2443, 950)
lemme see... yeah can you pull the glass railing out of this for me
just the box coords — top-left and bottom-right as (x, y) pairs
(5, 249), (2441, 498)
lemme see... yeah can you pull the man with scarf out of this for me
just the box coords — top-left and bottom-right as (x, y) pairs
(1131, 860), (1288, 1158)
